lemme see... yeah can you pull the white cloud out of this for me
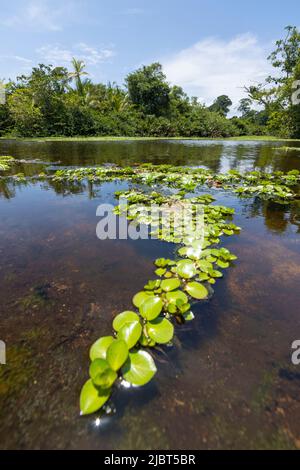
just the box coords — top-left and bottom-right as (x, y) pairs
(1, 0), (76, 32)
(163, 34), (272, 112)
(36, 43), (115, 67)
(0, 55), (33, 78)
(0, 55), (32, 64)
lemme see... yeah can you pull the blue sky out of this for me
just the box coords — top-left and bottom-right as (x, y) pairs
(0, 0), (299, 110)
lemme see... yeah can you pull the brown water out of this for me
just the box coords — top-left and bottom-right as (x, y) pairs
(0, 139), (300, 450)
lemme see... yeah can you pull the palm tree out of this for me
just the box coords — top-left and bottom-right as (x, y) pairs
(106, 82), (130, 112)
(68, 58), (89, 96)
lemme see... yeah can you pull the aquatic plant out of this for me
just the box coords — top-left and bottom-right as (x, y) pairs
(4, 163), (299, 204)
(273, 146), (300, 152)
(79, 185), (239, 415)
(0, 156), (15, 172)
(51, 164), (300, 204)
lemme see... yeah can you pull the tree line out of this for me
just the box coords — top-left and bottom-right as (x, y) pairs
(0, 26), (299, 138)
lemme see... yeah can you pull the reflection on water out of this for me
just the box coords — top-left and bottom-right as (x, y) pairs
(0, 139), (300, 449)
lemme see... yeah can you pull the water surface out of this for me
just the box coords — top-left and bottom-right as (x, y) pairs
(0, 139), (300, 449)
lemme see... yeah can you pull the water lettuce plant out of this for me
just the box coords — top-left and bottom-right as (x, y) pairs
(2, 163), (299, 204)
(79, 184), (240, 416)
(0, 156), (15, 172)
(52, 164), (300, 204)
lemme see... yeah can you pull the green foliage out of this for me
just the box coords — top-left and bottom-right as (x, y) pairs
(125, 63), (170, 116)
(0, 156), (15, 171)
(122, 350), (157, 386)
(209, 95), (232, 116)
(80, 379), (111, 416)
(2, 59), (253, 138)
(4, 27), (300, 139)
(79, 166), (248, 416)
(245, 26), (300, 138)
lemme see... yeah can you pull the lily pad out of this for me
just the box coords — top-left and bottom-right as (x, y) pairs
(185, 282), (209, 300)
(122, 350), (157, 386)
(147, 317), (174, 344)
(113, 311), (140, 332)
(139, 296), (163, 321)
(117, 321), (142, 349)
(161, 278), (181, 292)
(89, 336), (114, 361)
(80, 379), (111, 415)
(106, 339), (128, 371)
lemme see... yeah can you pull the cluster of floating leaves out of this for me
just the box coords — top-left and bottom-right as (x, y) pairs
(1, 161), (300, 203)
(114, 189), (241, 244)
(52, 164), (300, 204)
(80, 186), (239, 415)
(0, 156), (15, 172)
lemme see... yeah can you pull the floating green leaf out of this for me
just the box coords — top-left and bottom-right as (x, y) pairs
(117, 321), (142, 349)
(93, 369), (117, 389)
(89, 358), (110, 380)
(161, 278), (181, 292)
(185, 282), (209, 300)
(186, 240), (204, 259)
(122, 350), (157, 386)
(89, 359), (117, 389)
(106, 339), (128, 371)
(176, 259), (197, 279)
(139, 296), (163, 320)
(155, 268), (167, 277)
(89, 336), (114, 361)
(217, 259), (230, 269)
(80, 379), (111, 415)
(132, 291), (154, 308)
(147, 317), (174, 344)
(166, 290), (188, 305)
(113, 311), (140, 332)
(183, 311), (195, 322)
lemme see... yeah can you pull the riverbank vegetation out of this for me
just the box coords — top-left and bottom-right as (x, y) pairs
(1, 26), (300, 139)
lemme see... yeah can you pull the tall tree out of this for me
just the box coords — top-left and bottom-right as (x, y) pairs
(209, 95), (232, 116)
(245, 26), (300, 137)
(125, 63), (170, 116)
(68, 58), (89, 96)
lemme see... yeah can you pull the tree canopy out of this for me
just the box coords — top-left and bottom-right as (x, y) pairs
(0, 26), (300, 138)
